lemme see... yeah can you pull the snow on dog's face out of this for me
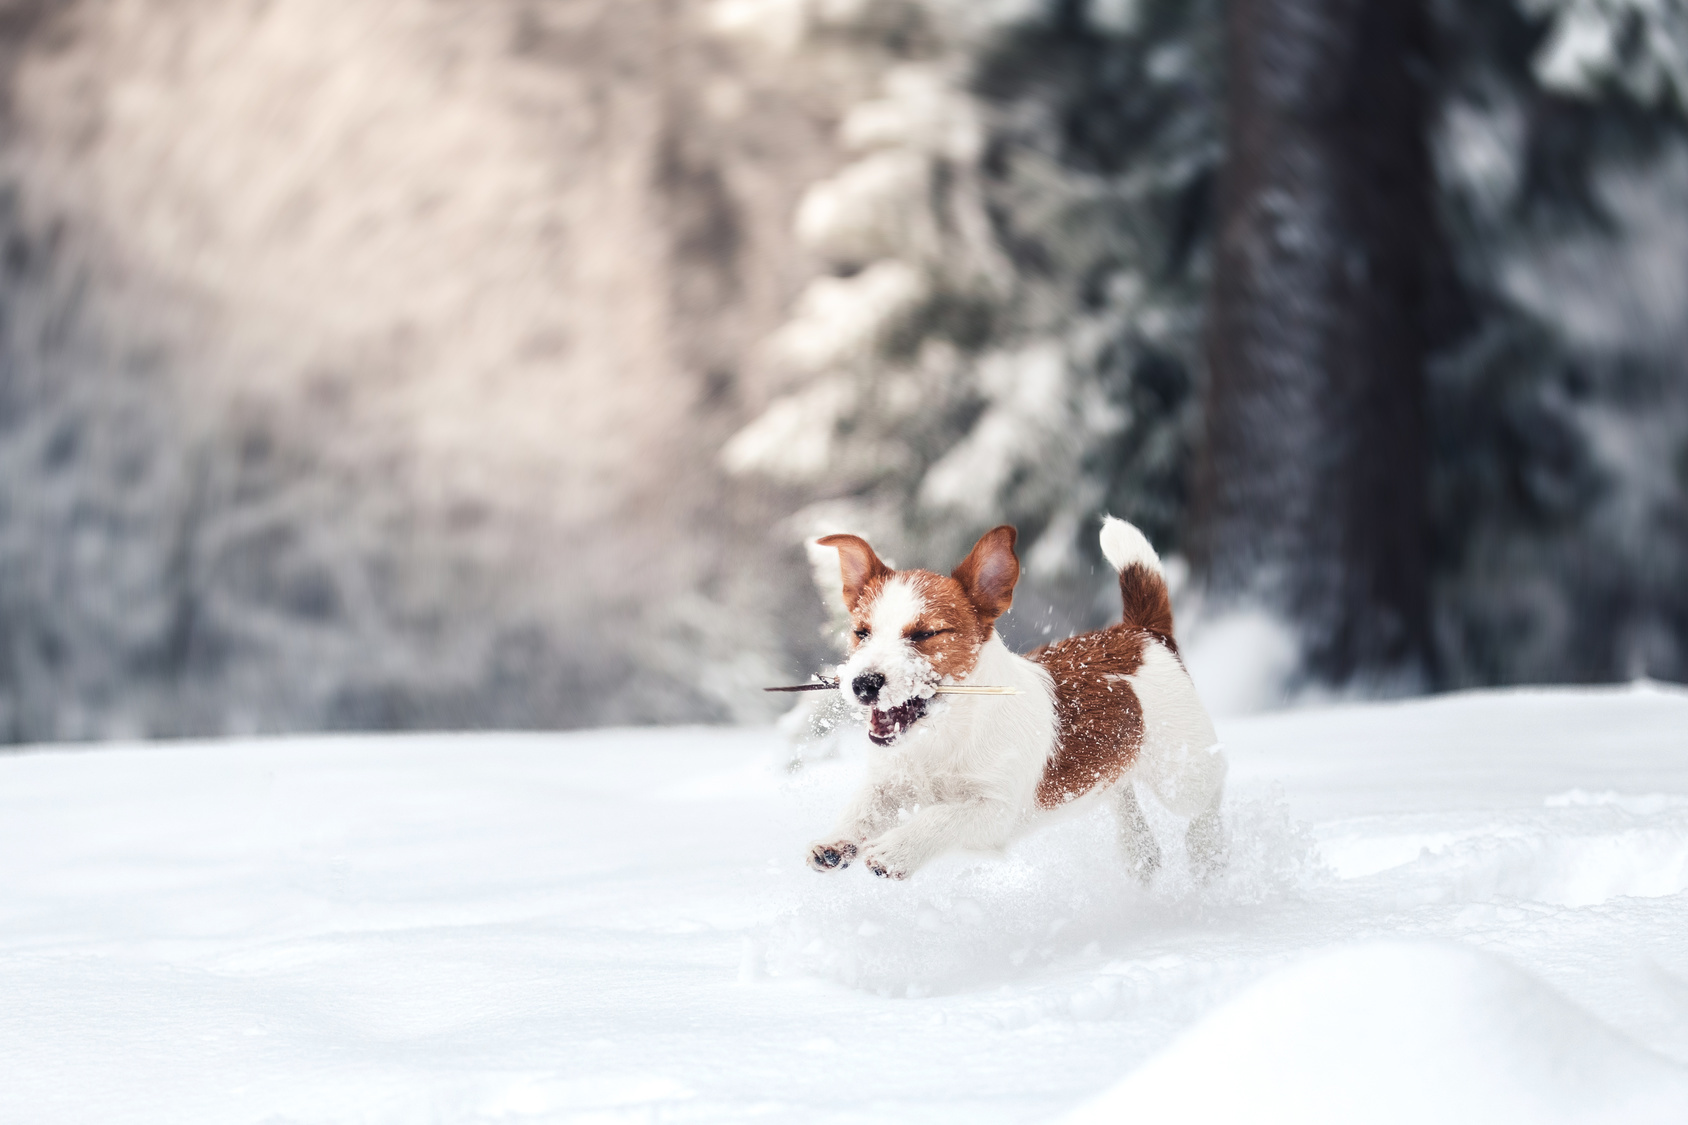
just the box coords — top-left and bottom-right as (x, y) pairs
(817, 527), (1020, 747)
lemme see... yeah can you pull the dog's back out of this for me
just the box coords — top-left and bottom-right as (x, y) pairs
(1029, 518), (1221, 820)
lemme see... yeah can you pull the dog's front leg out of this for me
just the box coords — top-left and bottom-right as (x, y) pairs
(807, 783), (899, 872)
(860, 798), (1013, 879)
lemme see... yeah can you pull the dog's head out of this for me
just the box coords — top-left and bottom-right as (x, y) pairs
(817, 526), (1020, 747)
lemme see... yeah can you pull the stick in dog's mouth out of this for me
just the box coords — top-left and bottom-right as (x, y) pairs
(762, 679), (1019, 746)
(763, 679), (1019, 695)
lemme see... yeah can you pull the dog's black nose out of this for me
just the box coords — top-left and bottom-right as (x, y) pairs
(852, 671), (886, 704)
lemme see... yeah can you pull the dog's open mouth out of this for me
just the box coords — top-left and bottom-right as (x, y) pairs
(868, 696), (928, 746)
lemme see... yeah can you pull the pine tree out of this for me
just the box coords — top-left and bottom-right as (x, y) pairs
(733, 0), (1688, 691)
(725, 0), (1221, 644)
(1428, 0), (1688, 684)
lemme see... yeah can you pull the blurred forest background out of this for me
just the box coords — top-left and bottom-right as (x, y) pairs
(0, 0), (1684, 741)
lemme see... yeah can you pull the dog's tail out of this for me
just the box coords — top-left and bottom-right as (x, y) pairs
(1099, 516), (1174, 641)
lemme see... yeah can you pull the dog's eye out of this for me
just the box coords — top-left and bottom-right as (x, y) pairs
(853, 628), (870, 640)
(908, 628), (952, 643)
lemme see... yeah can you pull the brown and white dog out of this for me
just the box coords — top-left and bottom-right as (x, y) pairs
(807, 517), (1225, 881)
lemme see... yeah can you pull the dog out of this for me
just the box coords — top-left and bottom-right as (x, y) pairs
(806, 517), (1225, 881)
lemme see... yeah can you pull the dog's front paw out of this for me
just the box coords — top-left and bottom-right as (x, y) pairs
(807, 840), (858, 871)
(861, 849), (907, 880)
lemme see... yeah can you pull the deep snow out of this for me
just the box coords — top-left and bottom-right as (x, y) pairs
(2, 684), (1687, 1122)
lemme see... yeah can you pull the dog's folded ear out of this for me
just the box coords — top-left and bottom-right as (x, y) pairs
(952, 525), (1019, 629)
(816, 534), (891, 611)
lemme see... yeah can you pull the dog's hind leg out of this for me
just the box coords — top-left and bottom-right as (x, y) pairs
(1116, 781), (1161, 882)
(1185, 785), (1227, 883)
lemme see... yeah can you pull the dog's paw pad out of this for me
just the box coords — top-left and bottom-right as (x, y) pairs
(863, 854), (905, 880)
(807, 841), (857, 871)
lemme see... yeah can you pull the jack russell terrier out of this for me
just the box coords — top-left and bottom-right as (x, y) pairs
(807, 517), (1225, 881)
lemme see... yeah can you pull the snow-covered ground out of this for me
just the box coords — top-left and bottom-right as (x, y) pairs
(3, 685), (1687, 1123)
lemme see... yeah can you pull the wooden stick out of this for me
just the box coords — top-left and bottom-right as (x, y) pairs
(763, 680), (1019, 696)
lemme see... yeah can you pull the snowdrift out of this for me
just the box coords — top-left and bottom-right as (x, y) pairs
(1063, 942), (1688, 1125)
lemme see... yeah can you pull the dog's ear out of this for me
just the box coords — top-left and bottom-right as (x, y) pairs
(952, 525), (1019, 629)
(816, 534), (891, 612)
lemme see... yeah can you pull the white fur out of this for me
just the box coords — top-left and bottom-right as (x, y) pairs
(824, 631), (1059, 876)
(869, 574), (924, 637)
(1099, 514), (1161, 574)
(1129, 640), (1225, 818)
(811, 518), (1227, 880)
(836, 575), (937, 709)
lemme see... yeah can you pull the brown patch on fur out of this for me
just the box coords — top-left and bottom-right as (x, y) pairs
(900, 571), (989, 679)
(839, 569), (993, 682)
(1029, 625), (1151, 808)
(1119, 563), (1175, 644)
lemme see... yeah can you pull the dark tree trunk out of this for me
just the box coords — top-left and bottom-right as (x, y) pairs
(1194, 0), (1435, 683)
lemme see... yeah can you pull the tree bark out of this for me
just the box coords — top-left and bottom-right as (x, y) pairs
(1194, 0), (1434, 682)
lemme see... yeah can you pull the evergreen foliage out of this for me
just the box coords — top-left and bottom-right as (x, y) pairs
(729, 0), (1688, 687)
(726, 0), (1220, 643)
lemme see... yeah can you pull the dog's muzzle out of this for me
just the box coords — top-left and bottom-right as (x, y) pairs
(867, 696), (928, 746)
(852, 671), (886, 704)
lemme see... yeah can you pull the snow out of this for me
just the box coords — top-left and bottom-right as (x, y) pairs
(1524, 0), (1688, 111)
(1178, 605), (1301, 716)
(764, 262), (928, 379)
(795, 150), (940, 265)
(1064, 943), (1688, 1125)
(4, 685), (1688, 1122)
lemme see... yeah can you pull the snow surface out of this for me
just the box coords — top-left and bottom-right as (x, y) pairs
(1065, 942), (1688, 1125)
(4, 685), (1688, 1122)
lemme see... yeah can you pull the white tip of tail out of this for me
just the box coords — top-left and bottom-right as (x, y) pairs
(1099, 515), (1161, 574)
